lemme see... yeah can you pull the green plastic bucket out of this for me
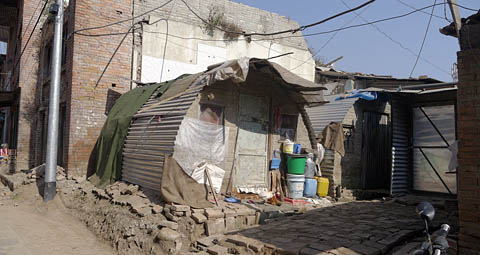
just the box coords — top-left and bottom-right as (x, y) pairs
(287, 155), (306, 175)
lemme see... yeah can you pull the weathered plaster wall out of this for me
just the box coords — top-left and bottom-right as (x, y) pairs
(134, 0), (315, 84)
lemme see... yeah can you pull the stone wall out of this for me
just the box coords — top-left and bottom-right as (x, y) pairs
(456, 24), (480, 254)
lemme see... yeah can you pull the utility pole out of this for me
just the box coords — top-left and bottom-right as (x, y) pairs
(447, 0), (462, 39)
(44, 0), (64, 202)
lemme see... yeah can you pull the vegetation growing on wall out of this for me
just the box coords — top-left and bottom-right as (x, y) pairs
(202, 6), (244, 41)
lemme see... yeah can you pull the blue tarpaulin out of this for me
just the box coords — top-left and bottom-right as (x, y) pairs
(335, 90), (377, 101)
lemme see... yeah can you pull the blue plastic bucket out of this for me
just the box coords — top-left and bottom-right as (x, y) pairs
(287, 174), (305, 199)
(303, 178), (318, 197)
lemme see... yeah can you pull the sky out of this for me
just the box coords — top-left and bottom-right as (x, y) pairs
(233, 0), (480, 82)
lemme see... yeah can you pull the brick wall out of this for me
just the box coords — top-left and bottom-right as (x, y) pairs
(456, 24), (480, 254)
(15, 0), (49, 170)
(67, 0), (133, 175)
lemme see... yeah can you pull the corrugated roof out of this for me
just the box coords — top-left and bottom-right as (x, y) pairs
(306, 95), (357, 135)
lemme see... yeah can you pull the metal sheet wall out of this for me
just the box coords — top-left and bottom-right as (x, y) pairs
(390, 97), (410, 195)
(306, 95), (357, 135)
(320, 149), (335, 195)
(412, 105), (457, 194)
(121, 86), (203, 191)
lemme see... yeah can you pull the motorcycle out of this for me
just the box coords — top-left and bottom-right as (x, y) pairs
(410, 201), (450, 255)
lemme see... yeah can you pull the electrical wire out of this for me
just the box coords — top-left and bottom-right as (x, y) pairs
(13, 0), (48, 72)
(410, 0), (437, 78)
(340, 0), (450, 75)
(180, 0), (375, 37)
(395, 0), (448, 21)
(68, 0), (174, 39)
(289, 2), (371, 72)
(73, 2), (474, 43)
(95, 23), (139, 88)
(21, 0), (44, 38)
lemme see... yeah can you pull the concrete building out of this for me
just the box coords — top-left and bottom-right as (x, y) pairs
(133, 0), (315, 84)
(0, 0), (314, 175)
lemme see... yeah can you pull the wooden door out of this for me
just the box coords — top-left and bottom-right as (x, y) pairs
(234, 94), (268, 191)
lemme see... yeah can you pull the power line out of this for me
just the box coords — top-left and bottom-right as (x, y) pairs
(395, 0), (449, 21)
(289, 2), (372, 72)
(73, 2), (473, 43)
(340, 0), (450, 75)
(21, 0), (44, 38)
(13, 0), (48, 72)
(180, 0), (375, 37)
(410, 0), (437, 78)
(68, 0), (174, 39)
(95, 23), (139, 88)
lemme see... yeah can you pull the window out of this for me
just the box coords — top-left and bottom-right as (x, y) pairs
(200, 104), (223, 125)
(279, 114), (298, 141)
(61, 22), (68, 66)
(44, 44), (52, 79)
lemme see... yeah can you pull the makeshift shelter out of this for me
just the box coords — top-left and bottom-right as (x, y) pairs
(92, 58), (326, 207)
(306, 83), (457, 197)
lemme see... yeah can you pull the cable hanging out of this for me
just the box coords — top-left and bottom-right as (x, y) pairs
(410, 0), (437, 78)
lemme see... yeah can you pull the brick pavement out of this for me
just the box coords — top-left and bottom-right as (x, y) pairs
(225, 200), (451, 255)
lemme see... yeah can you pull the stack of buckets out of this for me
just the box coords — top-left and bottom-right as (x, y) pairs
(284, 141), (329, 199)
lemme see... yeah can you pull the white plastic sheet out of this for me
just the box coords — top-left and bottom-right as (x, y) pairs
(191, 163), (225, 193)
(173, 117), (229, 187)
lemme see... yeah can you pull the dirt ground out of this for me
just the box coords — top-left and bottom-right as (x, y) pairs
(0, 183), (115, 255)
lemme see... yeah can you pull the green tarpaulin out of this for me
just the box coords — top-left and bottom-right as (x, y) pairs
(89, 83), (168, 188)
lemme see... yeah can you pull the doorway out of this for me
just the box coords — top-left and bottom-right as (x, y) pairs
(361, 111), (390, 190)
(234, 94), (269, 192)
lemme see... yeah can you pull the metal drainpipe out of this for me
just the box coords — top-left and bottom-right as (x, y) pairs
(44, 0), (64, 202)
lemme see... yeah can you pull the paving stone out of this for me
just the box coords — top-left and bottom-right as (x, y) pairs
(248, 240), (264, 252)
(184, 210), (191, 217)
(226, 234), (250, 247)
(225, 217), (236, 232)
(206, 245), (228, 255)
(205, 209), (224, 219)
(157, 228), (181, 241)
(152, 205), (163, 214)
(300, 248), (330, 255)
(329, 247), (361, 255)
(378, 230), (412, 247)
(191, 208), (205, 214)
(158, 220), (179, 230)
(165, 211), (180, 222)
(392, 242), (422, 255)
(174, 211), (184, 217)
(171, 204), (190, 212)
(192, 213), (207, 224)
(136, 207), (152, 217)
(224, 209), (236, 217)
(205, 218), (225, 236)
(246, 215), (256, 226)
(120, 184), (138, 195)
(197, 234), (226, 247)
(348, 244), (381, 255)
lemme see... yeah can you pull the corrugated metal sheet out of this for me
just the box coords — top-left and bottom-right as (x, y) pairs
(121, 85), (203, 191)
(390, 97), (410, 195)
(306, 95), (357, 135)
(320, 149), (335, 195)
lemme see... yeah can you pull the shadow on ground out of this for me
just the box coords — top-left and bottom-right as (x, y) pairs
(231, 199), (455, 254)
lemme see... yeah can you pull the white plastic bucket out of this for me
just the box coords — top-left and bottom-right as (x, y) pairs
(283, 140), (294, 154)
(287, 174), (305, 199)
